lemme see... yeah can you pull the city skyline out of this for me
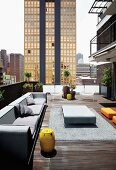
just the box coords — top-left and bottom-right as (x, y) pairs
(0, 0), (97, 63)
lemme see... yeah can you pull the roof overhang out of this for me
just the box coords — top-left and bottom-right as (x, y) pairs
(89, 0), (112, 15)
(89, 41), (116, 62)
(100, 0), (116, 18)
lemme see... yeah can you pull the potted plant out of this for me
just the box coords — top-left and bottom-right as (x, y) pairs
(70, 84), (76, 100)
(24, 72), (32, 82)
(62, 70), (71, 99)
(23, 83), (33, 94)
(101, 67), (112, 99)
(34, 82), (43, 92)
(62, 85), (70, 99)
(64, 69), (70, 85)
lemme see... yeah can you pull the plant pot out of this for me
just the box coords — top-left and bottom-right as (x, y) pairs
(23, 87), (33, 94)
(34, 86), (43, 92)
(70, 91), (76, 100)
(62, 86), (70, 99)
(100, 85), (111, 99)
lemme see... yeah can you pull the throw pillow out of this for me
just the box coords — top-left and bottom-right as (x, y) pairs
(14, 104), (20, 117)
(19, 104), (34, 117)
(26, 96), (35, 105)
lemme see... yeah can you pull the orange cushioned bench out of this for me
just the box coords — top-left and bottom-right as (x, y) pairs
(101, 107), (116, 119)
(112, 116), (116, 124)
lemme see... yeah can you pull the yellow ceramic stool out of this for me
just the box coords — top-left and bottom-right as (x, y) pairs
(39, 128), (55, 152)
(67, 93), (72, 100)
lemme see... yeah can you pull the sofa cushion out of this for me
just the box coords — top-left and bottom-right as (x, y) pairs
(101, 107), (116, 119)
(34, 98), (46, 105)
(12, 115), (40, 137)
(28, 104), (44, 115)
(26, 96), (35, 105)
(14, 104), (21, 117)
(19, 104), (34, 117)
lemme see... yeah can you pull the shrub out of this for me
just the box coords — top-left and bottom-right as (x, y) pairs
(101, 67), (111, 86)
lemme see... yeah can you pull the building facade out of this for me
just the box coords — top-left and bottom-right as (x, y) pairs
(76, 53), (84, 64)
(76, 63), (90, 77)
(0, 57), (3, 85)
(24, 0), (76, 85)
(10, 53), (24, 82)
(0, 49), (9, 74)
(89, 0), (116, 100)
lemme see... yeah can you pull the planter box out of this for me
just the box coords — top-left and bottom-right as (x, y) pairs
(100, 85), (111, 99)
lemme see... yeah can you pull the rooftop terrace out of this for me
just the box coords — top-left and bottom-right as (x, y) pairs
(1, 83), (116, 169)
(33, 92), (116, 170)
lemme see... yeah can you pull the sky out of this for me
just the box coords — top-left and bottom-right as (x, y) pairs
(0, 0), (97, 63)
(77, 0), (97, 62)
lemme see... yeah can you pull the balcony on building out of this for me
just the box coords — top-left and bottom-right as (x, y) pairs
(88, 0), (116, 63)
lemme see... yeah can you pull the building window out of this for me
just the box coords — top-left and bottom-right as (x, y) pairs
(52, 43), (54, 47)
(28, 50), (31, 54)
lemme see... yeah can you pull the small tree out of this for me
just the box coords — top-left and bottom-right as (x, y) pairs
(25, 72), (32, 83)
(34, 81), (43, 92)
(64, 69), (70, 85)
(101, 67), (112, 86)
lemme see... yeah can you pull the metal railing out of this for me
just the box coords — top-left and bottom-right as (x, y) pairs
(90, 19), (116, 55)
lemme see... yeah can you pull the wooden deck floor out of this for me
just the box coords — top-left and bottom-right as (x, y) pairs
(33, 94), (116, 170)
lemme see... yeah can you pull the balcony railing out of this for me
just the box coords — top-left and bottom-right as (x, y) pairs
(90, 18), (116, 55)
(0, 82), (99, 110)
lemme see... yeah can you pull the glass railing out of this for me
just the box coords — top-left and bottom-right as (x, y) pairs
(90, 19), (116, 55)
(43, 85), (99, 94)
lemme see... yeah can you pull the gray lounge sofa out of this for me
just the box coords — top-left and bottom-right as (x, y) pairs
(0, 92), (47, 170)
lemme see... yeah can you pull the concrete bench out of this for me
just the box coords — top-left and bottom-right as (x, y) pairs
(62, 105), (96, 125)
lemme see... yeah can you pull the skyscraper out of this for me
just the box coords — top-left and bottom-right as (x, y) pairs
(0, 49), (9, 74)
(24, 0), (76, 85)
(10, 53), (24, 82)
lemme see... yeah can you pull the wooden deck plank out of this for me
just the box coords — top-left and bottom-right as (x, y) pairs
(33, 94), (116, 170)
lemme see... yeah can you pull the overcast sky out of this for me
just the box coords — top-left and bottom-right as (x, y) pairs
(0, 0), (97, 63)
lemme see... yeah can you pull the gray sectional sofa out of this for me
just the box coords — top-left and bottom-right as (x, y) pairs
(0, 92), (47, 170)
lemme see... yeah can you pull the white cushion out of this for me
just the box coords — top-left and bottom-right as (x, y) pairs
(34, 98), (46, 105)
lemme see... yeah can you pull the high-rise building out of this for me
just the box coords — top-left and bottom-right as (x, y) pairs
(24, 0), (76, 85)
(0, 49), (8, 73)
(10, 53), (24, 82)
(76, 53), (84, 64)
(0, 57), (3, 85)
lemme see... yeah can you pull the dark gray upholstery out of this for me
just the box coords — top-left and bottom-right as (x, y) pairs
(0, 125), (32, 161)
(13, 115), (40, 138)
(0, 106), (17, 124)
(0, 92), (47, 170)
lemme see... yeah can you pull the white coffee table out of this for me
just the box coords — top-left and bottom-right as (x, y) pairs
(62, 105), (96, 125)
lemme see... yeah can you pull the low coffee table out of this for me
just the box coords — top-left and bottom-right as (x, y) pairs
(62, 105), (96, 125)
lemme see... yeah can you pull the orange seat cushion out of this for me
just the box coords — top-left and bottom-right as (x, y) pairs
(100, 108), (116, 119)
(112, 116), (116, 124)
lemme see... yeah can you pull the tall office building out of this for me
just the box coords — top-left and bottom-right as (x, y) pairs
(10, 53), (24, 82)
(0, 49), (9, 74)
(0, 57), (3, 85)
(24, 0), (76, 85)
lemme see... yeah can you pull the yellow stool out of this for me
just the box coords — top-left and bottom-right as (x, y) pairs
(67, 93), (72, 100)
(39, 128), (55, 152)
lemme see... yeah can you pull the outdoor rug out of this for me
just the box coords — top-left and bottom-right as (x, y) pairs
(49, 106), (116, 141)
